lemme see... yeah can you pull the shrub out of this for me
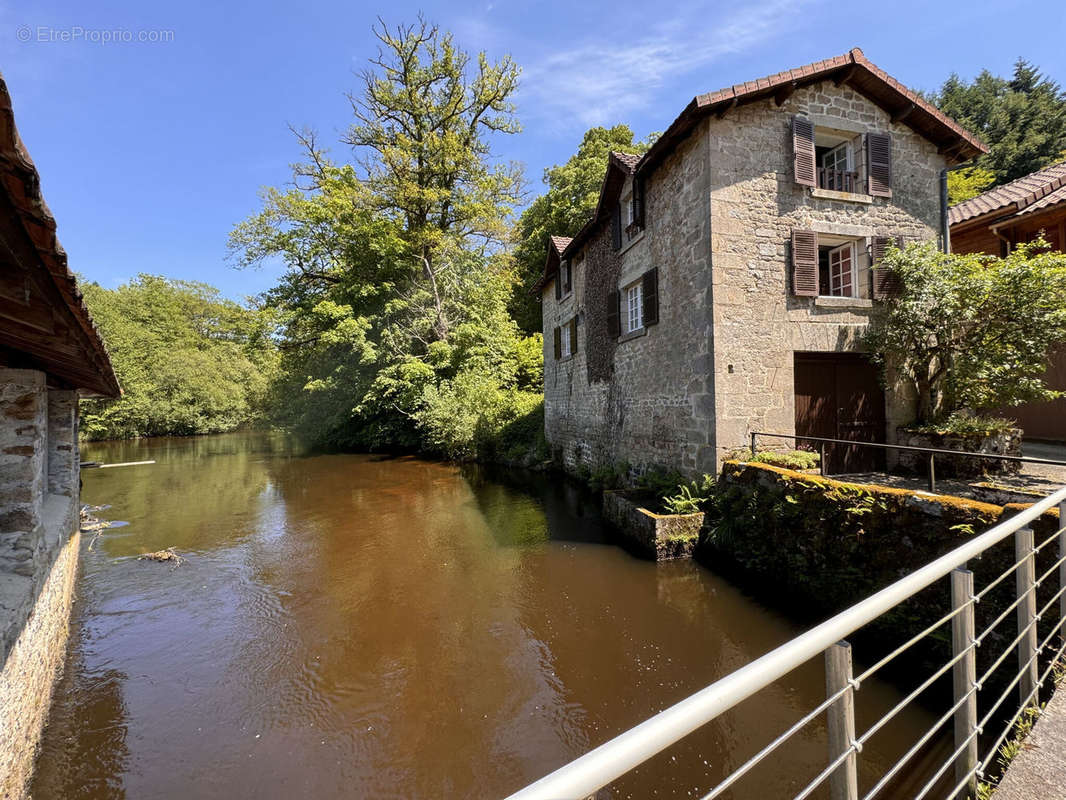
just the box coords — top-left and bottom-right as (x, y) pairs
(907, 412), (1018, 436)
(728, 448), (821, 471)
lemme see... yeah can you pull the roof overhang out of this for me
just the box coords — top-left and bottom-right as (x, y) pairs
(641, 48), (987, 176)
(0, 75), (120, 397)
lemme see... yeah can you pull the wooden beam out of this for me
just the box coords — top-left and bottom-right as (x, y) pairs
(938, 140), (965, 156)
(834, 65), (857, 87)
(891, 103), (916, 124)
(774, 81), (798, 107)
(715, 97), (737, 119)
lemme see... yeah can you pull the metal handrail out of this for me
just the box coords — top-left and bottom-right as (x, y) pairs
(503, 487), (1066, 800)
(750, 430), (1066, 493)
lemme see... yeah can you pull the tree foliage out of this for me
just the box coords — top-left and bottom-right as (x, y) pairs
(509, 125), (656, 332)
(946, 165), (997, 206)
(933, 59), (1066, 201)
(230, 17), (542, 459)
(866, 241), (1066, 423)
(79, 275), (279, 440)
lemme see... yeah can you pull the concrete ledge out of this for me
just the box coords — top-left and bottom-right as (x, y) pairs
(995, 681), (1066, 800)
(811, 187), (874, 204)
(602, 490), (703, 560)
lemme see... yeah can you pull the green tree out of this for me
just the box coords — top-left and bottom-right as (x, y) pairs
(933, 60), (1066, 193)
(230, 18), (542, 459)
(866, 241), (1066, 423)
(946, 165), (997, 206)
(79, 275), (279, 440)
(510, 125), (656, 332)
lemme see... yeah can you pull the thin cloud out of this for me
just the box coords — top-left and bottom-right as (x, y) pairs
(519, 0), (819, 128)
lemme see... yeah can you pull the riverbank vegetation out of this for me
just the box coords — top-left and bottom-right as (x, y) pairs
(228, 17), (543, 460)
(79, 276), (278, 440)
(79, 24), (1066, 462)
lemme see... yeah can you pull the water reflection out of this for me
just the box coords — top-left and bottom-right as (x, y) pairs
(33, 433), (940, 799)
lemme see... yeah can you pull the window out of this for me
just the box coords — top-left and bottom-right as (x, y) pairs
(793, 116), (892, 197)
(626, 282), (643, 333)
(560, 260), (572, 297)
(560, 322), (571, 357)
(815, 131), (858, 193)
(827, 242), (855, 297)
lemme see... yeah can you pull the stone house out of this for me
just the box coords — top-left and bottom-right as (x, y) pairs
(0, 76), (120, 797)
(536, 49), (985, 478)
(950, 162), (1066, 442)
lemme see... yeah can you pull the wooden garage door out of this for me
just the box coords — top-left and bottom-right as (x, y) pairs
(795, 353), (886, 473)
(1001, 348), (1066, 442)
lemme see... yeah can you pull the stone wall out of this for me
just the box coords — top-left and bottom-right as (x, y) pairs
(0, 368), (81, 799)
(543, 80), (947, 478)
(707, 83), (943, 458)
(543, 122), (715, 476)
(709, 461), (1062, 693)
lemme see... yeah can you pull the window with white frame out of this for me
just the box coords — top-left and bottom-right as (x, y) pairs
(560, 321), (571, 357)
(816, 239), (863, 298)
(814, 129), (859, 193)
(626, 282), (643, 333)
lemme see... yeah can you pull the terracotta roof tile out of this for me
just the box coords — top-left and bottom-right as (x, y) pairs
(549, 235), (573, 254)
(640, 48), (985, 178)
(949, 161), (1066, 226)
(612, 151), (640, 171)
(1017, 182), (1066, 216)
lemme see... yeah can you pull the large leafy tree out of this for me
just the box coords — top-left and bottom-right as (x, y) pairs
(867, 241), (1066, 423)
(509, 125), (656, 332)
(933, 59), (1066, 202)
(230, 18), (541, 457)
(79, 275), (279, 440)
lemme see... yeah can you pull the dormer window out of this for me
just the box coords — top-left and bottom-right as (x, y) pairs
(554, 258), (573, 300)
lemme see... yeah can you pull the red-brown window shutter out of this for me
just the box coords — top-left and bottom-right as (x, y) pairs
(554, 270), (562, 300)
(563, 261), (571, 294)
(611, 204), (622, 250)
(632, 179), (645, 228)
(867, 133), (892, 197)
(607, 290), (621, 338)
(642, 268), (659, 326)
(871, 235), (903, 299)
(792, 116), (816, 188)
(553, 326), (561, 359)
(791, 230), (818, 297)
(569, 316), (578, 354)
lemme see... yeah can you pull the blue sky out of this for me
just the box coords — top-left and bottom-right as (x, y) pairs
(3, 0), (1064, 301)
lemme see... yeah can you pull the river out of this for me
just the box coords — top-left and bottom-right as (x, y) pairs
(31, 432), (941, 799)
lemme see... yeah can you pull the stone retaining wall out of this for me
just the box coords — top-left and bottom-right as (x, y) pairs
(0, 368), (81, 799)
(602, 490), (703, 560)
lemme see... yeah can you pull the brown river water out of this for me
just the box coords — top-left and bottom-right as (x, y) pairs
(31, 433), (946, 799)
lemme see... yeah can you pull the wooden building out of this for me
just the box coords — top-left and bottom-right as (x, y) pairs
(949, 162), (1066, 442)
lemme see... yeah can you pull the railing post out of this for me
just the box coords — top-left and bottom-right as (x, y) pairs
(1016, 526), (1039, 709)
(821, 443), (828, 477)
(1060, 501), (1066, 648)
(928, 453), (936, 493)
(825, 641), (859, 800)
(750, 431), (757, 458)
(951, 568), (978, 798)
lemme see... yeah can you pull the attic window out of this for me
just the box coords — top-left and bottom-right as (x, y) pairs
(793, 116), (893, 197)
(815, 129), (859, 193)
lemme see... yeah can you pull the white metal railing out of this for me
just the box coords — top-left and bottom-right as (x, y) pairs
(504, 486), (1066, 800)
